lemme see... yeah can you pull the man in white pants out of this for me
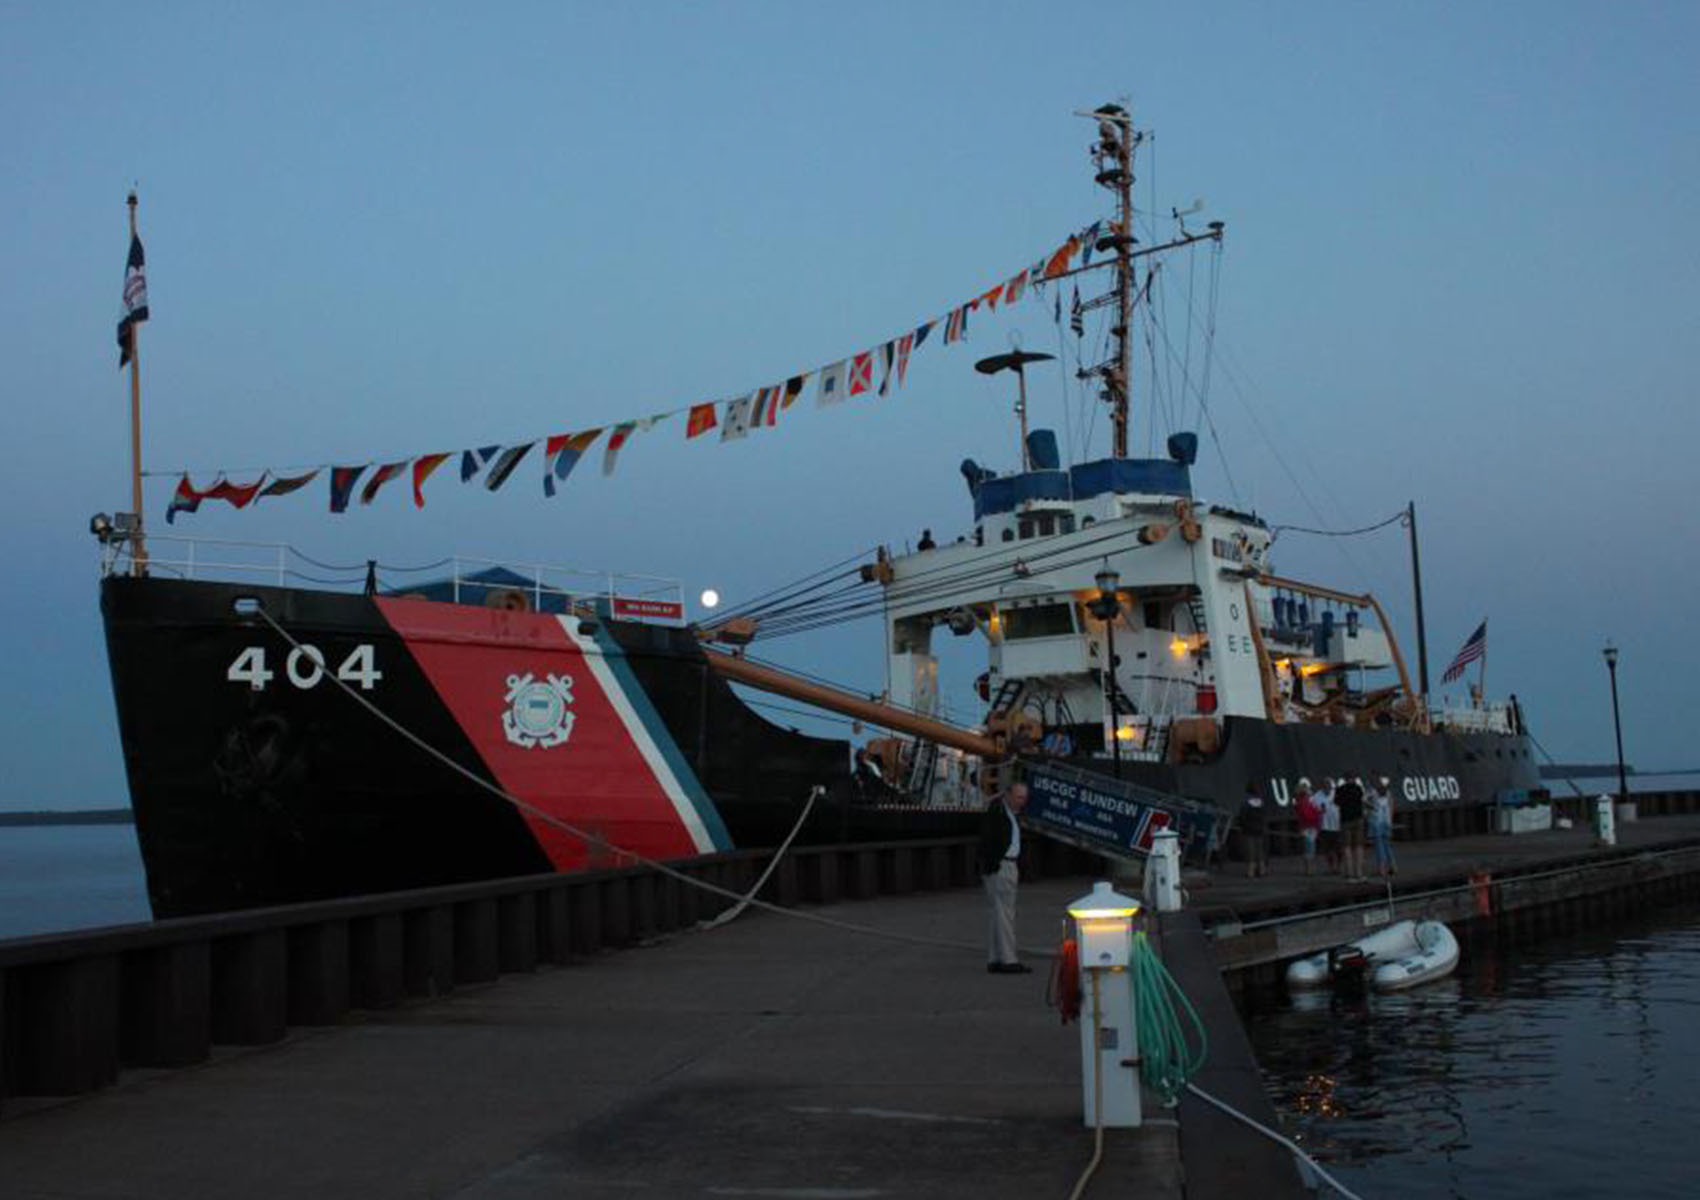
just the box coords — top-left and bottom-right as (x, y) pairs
(977, 782), (1031, 974)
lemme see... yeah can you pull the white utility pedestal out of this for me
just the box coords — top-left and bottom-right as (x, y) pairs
(1066, 881), (1143, 1129)
(1144, 829), (1183, 912)
(1596, 794), (1617, 847)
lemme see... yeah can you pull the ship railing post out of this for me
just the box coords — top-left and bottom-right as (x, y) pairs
(453, 557), (461, 605)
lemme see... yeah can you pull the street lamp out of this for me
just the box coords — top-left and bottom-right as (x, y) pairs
(1089, 565), (1122, 779)
(1603, 642), (1628, 807)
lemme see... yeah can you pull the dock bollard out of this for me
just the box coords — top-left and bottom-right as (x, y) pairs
(1065, 882), (1143, 1129)
(1595, 794), (1617, 847)
(1143, 829), (1183, 913)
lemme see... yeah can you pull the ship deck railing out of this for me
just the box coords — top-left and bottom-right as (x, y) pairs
(101, 536), (687, 625)
(1428, 699), (1513, 735)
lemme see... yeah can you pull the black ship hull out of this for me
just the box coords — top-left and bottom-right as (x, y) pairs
(101, 575), (885, 919)
(102, 575), (1539, 918)
(1090, 716), (1539, 813)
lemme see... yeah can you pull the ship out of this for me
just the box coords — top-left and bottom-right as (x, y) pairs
(96, 103), (1538, 919)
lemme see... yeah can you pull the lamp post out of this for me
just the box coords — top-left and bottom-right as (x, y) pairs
(1090, 565), (1122, 779)
(1603, 642), (1628, 806)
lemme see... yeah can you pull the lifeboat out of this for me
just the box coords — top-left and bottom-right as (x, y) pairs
(1285, 919), (1460, 992)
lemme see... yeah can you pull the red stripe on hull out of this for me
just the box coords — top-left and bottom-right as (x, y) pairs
(374, 597), (702, 871)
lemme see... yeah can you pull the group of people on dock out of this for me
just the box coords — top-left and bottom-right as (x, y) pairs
(1237, 775), (1398, 882)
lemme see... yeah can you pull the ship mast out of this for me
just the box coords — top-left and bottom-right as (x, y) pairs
(1091, 104), (1140, 460)
(1070, 103), (1224, 460)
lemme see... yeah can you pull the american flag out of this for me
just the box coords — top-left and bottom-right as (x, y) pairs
(1442, 621), (1487, 683)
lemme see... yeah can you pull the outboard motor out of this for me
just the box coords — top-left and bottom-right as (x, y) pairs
(1328, 945), (1370, 990)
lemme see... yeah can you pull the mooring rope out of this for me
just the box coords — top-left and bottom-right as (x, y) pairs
(254, 604), (1009, 957)
(700, 785), (822, 931)
(1184, 1083), (1368, 1200)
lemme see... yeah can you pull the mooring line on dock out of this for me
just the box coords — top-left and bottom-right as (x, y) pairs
(700, 785), (822, 931)
(255, 608), (1043, 960)
(1184, 1083), (1367, 1200)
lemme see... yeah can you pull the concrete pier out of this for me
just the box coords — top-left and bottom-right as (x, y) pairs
(13, 806), (1698, 1197)
(0, 878), (1220, 1200)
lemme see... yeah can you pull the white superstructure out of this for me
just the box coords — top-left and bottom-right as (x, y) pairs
(879, 432), (1455, 768)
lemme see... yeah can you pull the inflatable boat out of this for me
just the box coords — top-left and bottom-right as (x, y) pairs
(1286, 918), (1460, 992)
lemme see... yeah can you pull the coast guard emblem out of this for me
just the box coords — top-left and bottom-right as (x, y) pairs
(502, 673), (575, 749)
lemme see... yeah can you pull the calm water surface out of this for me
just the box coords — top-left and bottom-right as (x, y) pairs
(1243, 903), (1700, 1199)
(0, 824), (150, 939)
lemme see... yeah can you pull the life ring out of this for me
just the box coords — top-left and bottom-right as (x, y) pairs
(485, 588), (532, 612)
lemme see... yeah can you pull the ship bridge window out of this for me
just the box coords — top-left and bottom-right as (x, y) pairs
(1001, 603), (1076, 640)
(1019, 519), (1033, 539)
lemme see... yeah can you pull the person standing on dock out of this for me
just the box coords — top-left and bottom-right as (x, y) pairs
(978, 781), (1031, 974)
(1295, 778), (1322, 876)
(1317, 777), (1342, 875)
(1336, 773), (1367, 882)
(1368, 775), (1397, 877)
(1238, 781), (1270, 878)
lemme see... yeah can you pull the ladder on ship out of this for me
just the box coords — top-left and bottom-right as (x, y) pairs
(906, 738), (940, 803)
(1187, 595), (1209, 636)
(987, 678), (1026, 718)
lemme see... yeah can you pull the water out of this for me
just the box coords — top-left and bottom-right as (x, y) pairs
(0, 824), (151, 940)
(1243, 903), (1700, 1199)
(1547, 771), (1700, 796)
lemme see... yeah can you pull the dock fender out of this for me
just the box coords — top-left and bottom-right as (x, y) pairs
(1470, 870), (1494, 917)
(1048, 936), (1082, 1024)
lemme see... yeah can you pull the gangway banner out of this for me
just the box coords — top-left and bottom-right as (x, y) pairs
(1023, 762), (1219, 864)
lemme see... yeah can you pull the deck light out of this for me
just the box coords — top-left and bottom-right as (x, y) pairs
(1065, 880), (1143, 1129)
(700, 588), (720, 610)
(1066, 881), (1142, 922)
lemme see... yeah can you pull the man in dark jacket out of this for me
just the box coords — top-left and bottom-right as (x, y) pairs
(978, 782), (1030, 973)
(1237, 781), (1270, 878)
(1335, 772), (1366, 882)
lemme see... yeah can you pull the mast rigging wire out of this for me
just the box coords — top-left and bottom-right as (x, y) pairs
(1269, 511), (1407, 540)
(715, 546), (876, 622)
(745, 527), (1156, 641)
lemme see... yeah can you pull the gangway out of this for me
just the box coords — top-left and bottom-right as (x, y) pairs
(1020, 760), (1222, 868)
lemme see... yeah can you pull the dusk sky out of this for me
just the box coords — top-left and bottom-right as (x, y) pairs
(2, 1), (1696, 810)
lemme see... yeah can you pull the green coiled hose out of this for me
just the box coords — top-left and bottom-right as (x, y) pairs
(1130, 929), (1209, 1105)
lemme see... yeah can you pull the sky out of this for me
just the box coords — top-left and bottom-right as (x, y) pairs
(1, 1), (1696, 810)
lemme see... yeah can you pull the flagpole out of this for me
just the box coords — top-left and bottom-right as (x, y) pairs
(127, 191), (149, 575)
(1477, 624), (1487, 707)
